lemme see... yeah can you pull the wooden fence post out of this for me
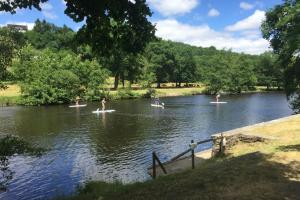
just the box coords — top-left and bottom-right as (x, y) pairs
(190, 140), (195, 169)
(152, 151), (156, 179)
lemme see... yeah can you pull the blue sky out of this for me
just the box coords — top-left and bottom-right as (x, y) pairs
(0, 0), (283, 54)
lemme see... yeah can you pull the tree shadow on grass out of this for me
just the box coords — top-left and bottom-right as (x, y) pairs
(276, 144), (300, 152)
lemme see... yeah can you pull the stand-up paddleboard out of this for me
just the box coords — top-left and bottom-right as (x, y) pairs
(210, 102), (227, 104)
(92, 109), (116, 113)
(69, 104), (87, 108)
(151, 104), (164, 108)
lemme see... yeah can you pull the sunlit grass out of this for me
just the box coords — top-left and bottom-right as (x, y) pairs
(0, 84), (21, 97)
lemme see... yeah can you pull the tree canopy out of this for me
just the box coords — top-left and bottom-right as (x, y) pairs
(0, 0), (155, 56)
(13, 45), (109, 105)
(0, 36), (14, 89)
(262, 0), (300, 112)
(0, 27), (26, 89)
(25, 19), (75, 51)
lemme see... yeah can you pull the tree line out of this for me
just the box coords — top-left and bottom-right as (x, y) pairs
(0, 19), (283, 105)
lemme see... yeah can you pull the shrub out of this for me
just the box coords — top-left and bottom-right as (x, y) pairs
(116, 88), (140, 99)
(143, 88), (156, 98)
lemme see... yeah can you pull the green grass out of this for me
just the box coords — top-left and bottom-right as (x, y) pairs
(0, 84), (21, 97)
(0, 84), (21, 106)
(0, 96), (20, 106)
(58, 116), (300, 200)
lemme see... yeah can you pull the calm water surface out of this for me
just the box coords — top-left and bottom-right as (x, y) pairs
(0, 93), (292, 200)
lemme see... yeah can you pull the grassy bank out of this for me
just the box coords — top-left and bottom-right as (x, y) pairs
(0, 83), (281, 106)
(0, 84), (21, 106)
(59, 115), (300, 200)
(0, 84), (206, 105)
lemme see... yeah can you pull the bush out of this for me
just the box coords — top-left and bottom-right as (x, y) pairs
(0, 96), (20, 106)
(116, 88), (140, 99)
(143, 88), (156, 98)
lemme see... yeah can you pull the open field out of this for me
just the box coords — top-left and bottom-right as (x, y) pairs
(0, 84), (20, 97)
(0, 84), (21, 106)
(59, 115), (300, 200)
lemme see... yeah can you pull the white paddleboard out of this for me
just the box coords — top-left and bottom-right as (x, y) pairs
(69, 104), (87, 108)
(210, 102), (227, 104)
(151, 104), (164, 108)
(92, 109), (116, 113)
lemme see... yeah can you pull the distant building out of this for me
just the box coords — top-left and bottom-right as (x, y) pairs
(7, 24), (28, 32)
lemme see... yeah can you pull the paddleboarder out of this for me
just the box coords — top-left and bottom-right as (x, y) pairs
(101, 98), (106, 111)
(75, 96), (80, 105)
(155, 97), (160, 105)
(216, 93), (220, 102)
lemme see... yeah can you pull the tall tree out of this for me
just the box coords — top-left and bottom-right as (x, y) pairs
(173, 49), (197, 87)
(256, 52), (283, 90)
(0, 0), (155, 55)
(262, 0), (300, 112)
(0, 27), (27, 89)
(25, 20), (75, 51)
(145, 41), (175, 88)
(0, 36), (14, 89)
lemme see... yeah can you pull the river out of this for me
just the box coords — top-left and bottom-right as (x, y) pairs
(0, 93), (293, 200)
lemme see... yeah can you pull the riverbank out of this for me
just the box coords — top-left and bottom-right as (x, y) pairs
(0, 84), (205, 106)
(1, 84), (282, 107)
(58, 114), (300, 200)
(0, 84), (21, 106)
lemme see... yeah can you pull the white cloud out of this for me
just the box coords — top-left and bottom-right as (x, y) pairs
(225, 10), (265, 31)
(40, 2), (58, 19)
(41, 2), (53, 10)
(154, 19), (269, 54)
(240, 2), (254, 10)
(42, 11), (58, 19)
(208, 8), (220, 17)
(0, 22), (35, 30)
(147, 0), (198, 16)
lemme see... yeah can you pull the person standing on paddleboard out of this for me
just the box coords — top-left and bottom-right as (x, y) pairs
(155, 97), (160, 105)
(101, 98), (106, 111)
(75, 96), (80, 105)
(216, 93), (220, 102)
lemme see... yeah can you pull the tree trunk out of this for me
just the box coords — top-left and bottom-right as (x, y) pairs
(114, 72), (119, 90)
(157, 82), (161, 88)
(121, 72), (125, 88)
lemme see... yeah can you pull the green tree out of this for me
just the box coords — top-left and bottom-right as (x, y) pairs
(0, 26), (26, 47)
(25, 19), (75, 51)
(145, 41), (175, 88)
(256, 52), (283, 90)
(262, 0), (300, 112)
(200, 53), (257, 94)
(173, 49), (197, 87)
(227, 55), (257, 93)
(0, 36), (15, 89)
(1, 0), (155, 56)
(13, 45), (108, 105)
(202, 54), (232, 94)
